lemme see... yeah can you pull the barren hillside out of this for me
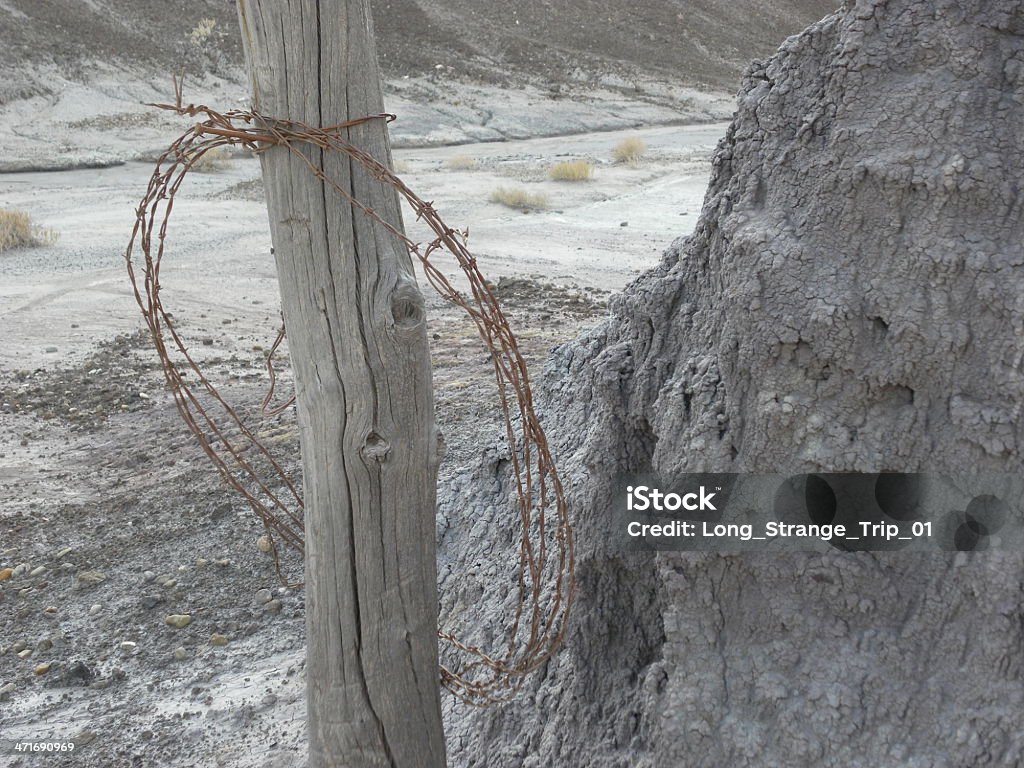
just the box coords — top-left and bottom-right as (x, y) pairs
(0, 0), (837, 104)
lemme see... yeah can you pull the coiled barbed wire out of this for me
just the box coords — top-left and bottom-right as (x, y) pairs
(125, 78), (574, 705)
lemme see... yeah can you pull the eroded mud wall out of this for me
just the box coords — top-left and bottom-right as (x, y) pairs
(440, 1), (1024, 765)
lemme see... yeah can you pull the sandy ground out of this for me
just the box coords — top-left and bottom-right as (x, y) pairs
(0, 120), (725, 766)
(0, 122), (725, 372)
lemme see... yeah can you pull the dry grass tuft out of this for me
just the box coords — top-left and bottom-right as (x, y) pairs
(612, 136), (648, 165)
(0, 209), (58, 253)
(189, 18), (218, 47)
(489, 187), (550, 211)
(190, 146), (233, 173)
(445, 155), (479, 171)
(549, 160), (593, 181)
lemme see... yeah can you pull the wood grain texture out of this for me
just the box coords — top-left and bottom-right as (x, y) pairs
(237, 2), (447, 765)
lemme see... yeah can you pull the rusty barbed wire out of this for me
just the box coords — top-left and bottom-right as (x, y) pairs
(125, 76), (574, 705)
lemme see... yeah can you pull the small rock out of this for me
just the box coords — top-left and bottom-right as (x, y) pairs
(89, 604), (102, 615)
(255, 589), (273, 604)
(0, 681), (15, 697)
(165, 614), (192, 629)
(45, 346), (58, 353)
(0, 568), (12, 582)
(260, 693), (278, 708)
(264, 599), (283, 615)
(172, 647), (189, 661)
(44, 606), (57, 614)
(12, 640), (27, 653)
(177, 565), (189, 573)
(34, 662), (51, 675)
(12, 564), (28, 577)
(163, 579), (177, 589)
(210, 504), (232, 523)
(30, 565), (46, 577)
(37, 639), (53, 652)
(202, 338), (214, 346)
(18, 649), (33, 659)
(51, 660), (94, 688)
(620, 221), (628, 227)
(143, 570), (156, 583)
(256, 535), (272, 553)
(196, 558), (209, 568)
(77, 570), (107, 588)
(120, 641), (138, 654)
(209, 634), (229, 647)
(55, 546), (74, 560)
(141, 594), (163, 610)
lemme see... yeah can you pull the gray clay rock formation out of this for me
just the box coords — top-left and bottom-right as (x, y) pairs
(439, 1), (1024, 765)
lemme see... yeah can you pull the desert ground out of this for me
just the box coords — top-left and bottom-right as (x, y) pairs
(0, 108), (725, 766)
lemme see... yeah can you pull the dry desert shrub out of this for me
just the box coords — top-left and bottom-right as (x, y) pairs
(189, 18), (218, 47)
(612, 136), (647, 165)
(0, 209), (58, 253)
(549, 160), (593, 181)
(489, 187), (550, 211)
(190, 146), (233, 172)
(445, 155), (479, 171)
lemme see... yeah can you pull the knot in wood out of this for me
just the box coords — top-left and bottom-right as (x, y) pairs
(390, 283), (425, 330)
(360, 431), (391, 462)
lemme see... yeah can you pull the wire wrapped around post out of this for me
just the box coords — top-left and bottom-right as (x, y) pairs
(124, 78), (575, 706)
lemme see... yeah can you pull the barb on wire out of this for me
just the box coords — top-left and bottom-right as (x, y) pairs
(125, 75), (575, 705)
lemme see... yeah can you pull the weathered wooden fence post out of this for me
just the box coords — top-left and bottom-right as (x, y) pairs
(236, 2), (448, 766)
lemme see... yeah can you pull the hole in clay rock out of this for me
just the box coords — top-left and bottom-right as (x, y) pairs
(804, 474), (837, 525)
(953, 520), (983, 551)
(965, 494), (1008, 535)
(874, 473), (922, 521)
